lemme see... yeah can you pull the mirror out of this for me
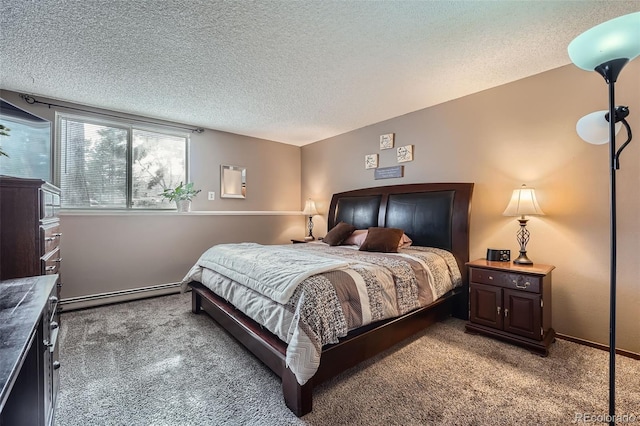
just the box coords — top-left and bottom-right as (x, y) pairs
(220, 165), (246, 199)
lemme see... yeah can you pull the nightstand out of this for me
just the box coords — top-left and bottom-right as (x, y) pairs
(465, 259), (555, 356)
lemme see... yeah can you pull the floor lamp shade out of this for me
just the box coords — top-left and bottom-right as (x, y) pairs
(568, 12), (640, 71)
(576, 111), (622, 145)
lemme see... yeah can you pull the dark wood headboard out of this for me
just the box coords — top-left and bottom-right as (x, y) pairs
(327, 183), (474, 285)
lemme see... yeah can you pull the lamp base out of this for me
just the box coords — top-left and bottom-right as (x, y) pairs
(513, 251), (533, 265)
(306, 216), (315, 241)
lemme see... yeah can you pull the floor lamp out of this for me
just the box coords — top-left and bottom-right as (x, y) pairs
(568, 12), (639, 424)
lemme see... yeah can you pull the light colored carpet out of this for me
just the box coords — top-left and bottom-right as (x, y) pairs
(55, 293), (639, 425)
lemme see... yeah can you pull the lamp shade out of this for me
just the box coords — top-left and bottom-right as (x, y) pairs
(503, 185), (545, 217)
(568, 12), (640, 71)
(302, 199), (318, 216)
(576, 110), (623, 145)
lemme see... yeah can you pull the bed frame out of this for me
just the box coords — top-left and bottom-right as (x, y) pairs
(189, 182), (474, 416)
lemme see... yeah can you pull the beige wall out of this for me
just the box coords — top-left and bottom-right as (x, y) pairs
(58, 214), (302, 298)
(0, 90), (305, 300)
(301, 62), (640, 353)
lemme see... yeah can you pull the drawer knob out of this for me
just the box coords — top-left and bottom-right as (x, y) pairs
(45, 265), (56, 272)
(515, 281), (531, 289)
(53, 361), (61, 370)
(504, 308), (509, 317)
(488, 275), (493, 280)
(54, 258), (63, 263)
(50, 321), (59, 330)
(49, 296), (59, 304)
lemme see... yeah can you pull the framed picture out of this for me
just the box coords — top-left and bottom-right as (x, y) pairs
(397, 145), (413, 163)
(379, 133), (394, 150)
(365, 154), (378, 169)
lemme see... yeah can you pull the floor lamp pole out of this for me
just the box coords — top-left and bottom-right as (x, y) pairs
(606, 78), (617, 425)
(597, 59), (628, 425)
(595, 58), (627, 425)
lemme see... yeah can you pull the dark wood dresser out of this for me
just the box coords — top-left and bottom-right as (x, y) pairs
(0, 274), (60, 426)
(0, 176), (62, 302)
(465, 259), (555, 356)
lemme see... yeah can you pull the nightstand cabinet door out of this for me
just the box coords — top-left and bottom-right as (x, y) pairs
(470, 282), (503, 329)
(503, 288), (541, 340)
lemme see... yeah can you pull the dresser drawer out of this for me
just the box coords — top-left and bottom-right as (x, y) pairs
(41, 223), (62, 255)
(40, 189), (61, 220)
(470, 268), (541, 293)
(42, 247), (62, 275)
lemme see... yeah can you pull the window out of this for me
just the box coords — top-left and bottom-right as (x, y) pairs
(57, 114), (187, 209)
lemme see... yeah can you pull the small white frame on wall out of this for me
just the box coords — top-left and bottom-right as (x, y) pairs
(397, 145), (413, 163)
(365, 154), (378, 169)
(379, 133), (394, 150)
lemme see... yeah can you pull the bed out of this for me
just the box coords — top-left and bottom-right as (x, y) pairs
(183, 182), (474, 416)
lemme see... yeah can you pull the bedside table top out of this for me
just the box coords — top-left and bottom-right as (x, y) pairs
(466, 259), (555, 276)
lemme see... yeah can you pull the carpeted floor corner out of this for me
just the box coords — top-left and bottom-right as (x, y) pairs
(54, 293), (639, 425)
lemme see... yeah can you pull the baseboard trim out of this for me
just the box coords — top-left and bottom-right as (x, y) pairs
(60, 282), (183, 311)
(556, 333), (640, 360)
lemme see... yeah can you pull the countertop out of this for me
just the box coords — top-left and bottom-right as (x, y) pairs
(0, 275), (57, 411)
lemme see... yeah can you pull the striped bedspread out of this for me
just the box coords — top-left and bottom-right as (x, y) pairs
(181, 243), (462, 385)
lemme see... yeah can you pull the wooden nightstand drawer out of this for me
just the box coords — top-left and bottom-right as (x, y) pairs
(502, 273), (540, 293)
(470, 268), (500, 285)
(470, 268), (540, 293)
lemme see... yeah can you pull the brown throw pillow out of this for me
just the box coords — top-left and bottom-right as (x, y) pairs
(323, 222), (356, 246)
(359, 227), (404, 253)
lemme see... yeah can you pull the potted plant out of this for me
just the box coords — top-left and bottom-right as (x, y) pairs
(160, 181), (201, 212)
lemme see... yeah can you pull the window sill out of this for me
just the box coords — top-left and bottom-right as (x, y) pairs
(59, 210), (304, 216)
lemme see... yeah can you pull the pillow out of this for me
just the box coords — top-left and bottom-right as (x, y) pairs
(343, 229), (368, 246)
(323, 222), (356, 246)
(398, 233), (413, 249)
(344, 229), (412, 249)
(359, 227), (404, 253)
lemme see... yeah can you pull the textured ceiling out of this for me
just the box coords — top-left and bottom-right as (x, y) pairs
(1, 1), (638, 146)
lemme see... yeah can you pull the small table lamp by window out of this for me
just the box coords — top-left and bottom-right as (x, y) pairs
(503, 184), (545, 265)
(302, 199), (318, 241)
